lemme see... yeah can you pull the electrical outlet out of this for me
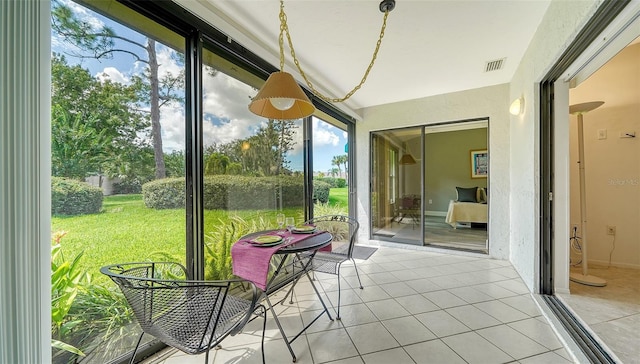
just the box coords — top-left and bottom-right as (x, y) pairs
(607, 225), (616, 235)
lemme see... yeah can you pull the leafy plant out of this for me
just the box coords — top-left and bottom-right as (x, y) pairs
(51, 230), (86, 359)
(51, 230), (135, 364)
(204, 215), (273, 280)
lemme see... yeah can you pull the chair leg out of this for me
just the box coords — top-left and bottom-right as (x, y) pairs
(129, 332), (145, 364)
(336, 272), (342, 320)
(260, 305), (267, 364)
(351, 258), (364, 289)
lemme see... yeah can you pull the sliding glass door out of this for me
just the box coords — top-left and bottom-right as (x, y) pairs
(370, 120), (489, 253)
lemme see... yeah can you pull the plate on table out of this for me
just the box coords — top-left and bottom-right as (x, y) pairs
(291, 225), (316, 234)
(249, 235), (283, 247)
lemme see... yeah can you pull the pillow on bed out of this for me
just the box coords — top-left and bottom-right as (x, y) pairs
(456, 186), (478, 202)
(477, 187), (488, 203)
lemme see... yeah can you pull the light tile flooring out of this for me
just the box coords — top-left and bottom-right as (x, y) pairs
(147, 246), (575, 364)
(559, 266), (640, 364)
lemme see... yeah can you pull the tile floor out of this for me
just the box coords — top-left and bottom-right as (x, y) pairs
(559, 266), (640, 364)
(146, 246), (576, 364)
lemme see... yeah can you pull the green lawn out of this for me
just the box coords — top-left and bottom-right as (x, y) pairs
(52, 194), (302, 282)
(52, 190), (346, 282)
(328, 187), (348, 207)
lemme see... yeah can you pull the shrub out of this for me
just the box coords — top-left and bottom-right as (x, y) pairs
(313, 180), (331, 204)
(314, 177), (346, 188)
(142, 175), (306, 210)
(111, 179), (142, 194)
(142, 178), (185, 209)
(51, 177), (103, 215)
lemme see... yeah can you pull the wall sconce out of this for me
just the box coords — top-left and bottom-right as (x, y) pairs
(510, 96), (524, 115)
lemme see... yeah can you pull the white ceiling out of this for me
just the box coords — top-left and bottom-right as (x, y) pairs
(176, 0), (552, 115)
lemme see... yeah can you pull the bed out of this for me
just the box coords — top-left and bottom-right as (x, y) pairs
(445, 201), (487, 228)
(445, 186), (488, 228)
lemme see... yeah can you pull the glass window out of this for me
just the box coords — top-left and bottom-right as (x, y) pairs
(312, 116), (349, 217)
(200, 44), (305, 281)
(51, 1), (185, 361)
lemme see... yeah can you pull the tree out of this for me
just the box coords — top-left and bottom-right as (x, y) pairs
(338, 154), (349, 178)
(51, 106), (109, 179)
(51, 55), (149, 180)
(331, 155), (343, 176)
(52, 1), (184, 179)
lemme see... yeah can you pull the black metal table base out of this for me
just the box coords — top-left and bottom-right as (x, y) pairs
(263, 252), (333, 362)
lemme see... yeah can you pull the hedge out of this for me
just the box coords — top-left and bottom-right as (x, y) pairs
(51, 177), (103, 215)
(314, 177), (346, 188)
(142, 175), (306, 210)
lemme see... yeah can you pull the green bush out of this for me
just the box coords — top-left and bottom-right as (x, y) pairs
(51, 177), (103, 215)
(112, 179), (142, 194)
(314, 177), (346, 188)
(313, 181), (331, 204)
(142, 175), (305, 210)
(142, 178), (185, 209)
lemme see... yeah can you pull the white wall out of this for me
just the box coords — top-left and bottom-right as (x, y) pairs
(355, 84), (511, 260)
(569, 43), (640, 268)
(509, 0), (600, 292)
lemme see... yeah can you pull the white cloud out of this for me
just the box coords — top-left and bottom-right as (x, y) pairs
(96, 67), (130, 84)
(312, 119), (340, 147)
(201, 69), (265, 146)
(159, 102), (186, 152)
(157, 46), (182, 78)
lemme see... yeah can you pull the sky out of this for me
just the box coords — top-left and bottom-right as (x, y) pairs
(51, 0), (348, 174)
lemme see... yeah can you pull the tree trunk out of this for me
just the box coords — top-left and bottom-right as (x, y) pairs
(148, 39), (166, 179)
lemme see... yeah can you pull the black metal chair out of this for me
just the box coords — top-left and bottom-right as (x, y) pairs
(304, 215), (363, 320)
(101, 262), (266, 364)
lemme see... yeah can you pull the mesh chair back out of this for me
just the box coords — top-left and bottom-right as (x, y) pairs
(305, 215), (359, 257)
(101, 262), (258, 356)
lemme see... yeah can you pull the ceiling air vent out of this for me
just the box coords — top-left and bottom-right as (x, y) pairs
(484, 58), (506, 72)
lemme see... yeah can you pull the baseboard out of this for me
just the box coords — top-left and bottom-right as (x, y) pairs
(425, 210), (446, 217)
(588, 260), (640, 270)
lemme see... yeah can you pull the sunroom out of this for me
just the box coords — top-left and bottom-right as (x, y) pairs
(2, 0), (639, 363)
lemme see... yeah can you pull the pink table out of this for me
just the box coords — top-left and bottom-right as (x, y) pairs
(231, 229), (333, 362)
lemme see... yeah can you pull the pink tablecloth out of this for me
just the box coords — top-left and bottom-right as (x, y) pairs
(231, 230), (324, 290)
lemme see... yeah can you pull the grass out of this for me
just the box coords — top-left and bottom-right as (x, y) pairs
(52, 194), (303, 283)
(328, 187), (348, 207)
(52, 189), (348, 282)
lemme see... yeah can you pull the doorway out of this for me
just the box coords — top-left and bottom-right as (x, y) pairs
(370, 119), (489, 253)
(560, 35), (640, 364)
(540, 3), (640, 362)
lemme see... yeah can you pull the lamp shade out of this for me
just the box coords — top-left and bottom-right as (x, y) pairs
(399, 153), (416, 165)
(249, 71), (315, 120)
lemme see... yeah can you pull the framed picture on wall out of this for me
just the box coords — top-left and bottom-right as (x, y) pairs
(471, 149), (488, 178)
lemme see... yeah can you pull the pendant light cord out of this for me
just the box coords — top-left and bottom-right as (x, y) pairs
(278, 0), (391, 103)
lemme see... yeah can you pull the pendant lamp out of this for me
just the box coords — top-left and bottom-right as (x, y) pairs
(399, 142), (416, 165)
(249, 0), (396, 120)
(569, 101), (606, 287)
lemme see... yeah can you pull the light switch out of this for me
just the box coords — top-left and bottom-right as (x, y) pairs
(597, 129), (607, 140)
